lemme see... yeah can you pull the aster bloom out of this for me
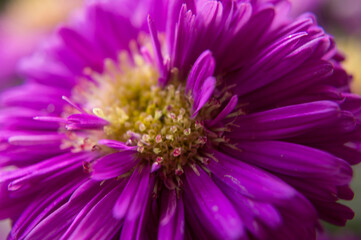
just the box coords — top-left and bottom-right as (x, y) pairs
(0, 0), (360, 239)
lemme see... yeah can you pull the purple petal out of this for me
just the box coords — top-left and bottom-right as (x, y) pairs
(239, 60), (333, 111)
(65, 181), (125, 240)
(313, 143), (361, 165)
(61, 96), (86, 114)
(66, 113), (109, 130)
(184, 165), (244, 240)
(182, 199), (214, 239)
(192, 76), (216, 117)
(9, 175), (88, 239)
(1, 152), (93, 192)
(147, 15), (166, 81)
(209, 150), (296, 202)
(24, 180), (116, 239)
(119, 175), (155, 240)
(227, 101), (341, 140)
(159, 190), (177, 226)
(113, 166), (149, 220)
(92, 151), (137, 180)
(8, 134), (64, 146)
(98, 139), (136, 151)
(58, 26), (104, 71)
(224, 141), (352, 184)
(218, 182), (282, 231)
(340, 93), (361, 112)
(231, 31), (309, 96)
(206, 95), (238, 126)
(185, 50), (215, 94)
(312, 201), (354, 226)
(158, 190), (185, 240)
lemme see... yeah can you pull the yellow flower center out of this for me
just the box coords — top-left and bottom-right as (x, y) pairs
(72, 51), (207, 175)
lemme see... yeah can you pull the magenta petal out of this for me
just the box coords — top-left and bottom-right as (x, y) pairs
(58, 27), (104, 71)
(1, 152), (92, 192)
(66, 181), (125, 240)
(119, 175), (155, 240)
(159, 189), (177, 225)
(147, 15), (166, 80)
(226, 141), (352, 183)
(159, 190), (185, 240)
(66, 113), (109, 130)
(8, 134), (64, 146)
(24, 179), (104, 239)
(8, 174), (88, 239)
(227, 101), (341, 140)
(185, 50), (215, 94)
(209, 150), (296, 202)
(206, 95), (238, 126)
(113, 166), (150, 221)
(92, 151), (137, 180)
(312, 201), (354, 226)
(218, 182), (282, 231)
(98, 139), (136, 151)
(126, 167), (150, 221)
(192, 76), (216, 117)
(184, 165), (244, 240)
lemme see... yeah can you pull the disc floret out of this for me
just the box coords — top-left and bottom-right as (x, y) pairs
(78, 52), (208, 176)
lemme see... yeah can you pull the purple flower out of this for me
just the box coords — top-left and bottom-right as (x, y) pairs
(0, 0), (360, 239)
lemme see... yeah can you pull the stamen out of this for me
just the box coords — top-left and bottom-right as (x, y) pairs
(173, 148), (182, 157)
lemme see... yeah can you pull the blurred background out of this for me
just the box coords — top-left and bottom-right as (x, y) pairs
(0, 0), (82, 90)
(0, 0), (360, 239)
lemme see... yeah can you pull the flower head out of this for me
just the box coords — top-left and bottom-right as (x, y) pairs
(0, 0), (360, 239)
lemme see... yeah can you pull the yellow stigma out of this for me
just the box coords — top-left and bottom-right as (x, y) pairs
(76, 51), (207, 174)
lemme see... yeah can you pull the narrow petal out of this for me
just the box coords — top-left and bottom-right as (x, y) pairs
(147, 15), (165, 80)
(227, 101), (340, 140)
(185, 50), (215, 94)
(1, 152), (92, 192)
(219, 182), (282, 230)
(113, 166), (150, 221)
(8, 174), (87, 239)
(312, 201), (354, 226)
(224, 141), (352, 184)
(66, 113), (109, 130)
(24, 179), (110, 239)
(119, 175), (155, 240)
(98, 139), (137, 151)
(184, 165), (244, 240)
(58, 27), (104, 71)
(8, 134), (64, 146)
(209, 150), (296, 202)
(158, 190), (185, 240)
(66, 181), (125, 240)
(206, 95), (238, 126)
(192, 76), (216, 117)
(92, 151), (137, 180)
